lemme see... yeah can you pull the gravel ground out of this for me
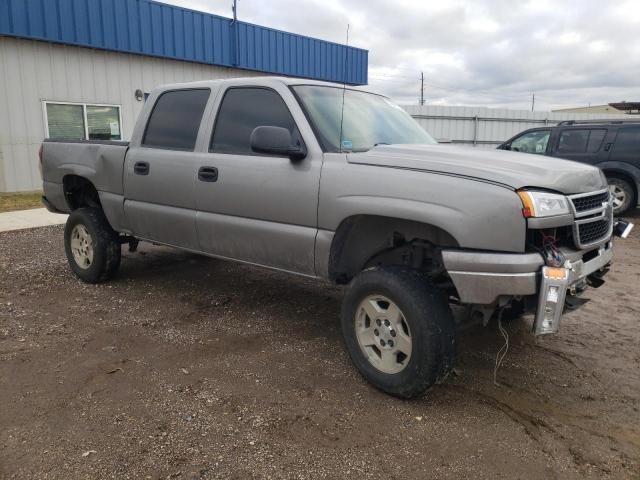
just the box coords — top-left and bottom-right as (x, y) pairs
(1, 213), (639, 479)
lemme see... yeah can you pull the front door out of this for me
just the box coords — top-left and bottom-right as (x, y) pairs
(124, 88), (211, 250)
(195, 86), (321, 275)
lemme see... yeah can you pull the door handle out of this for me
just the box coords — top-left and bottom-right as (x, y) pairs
(198, 166), (218, 182)
(604, 142), (613, 152)
(134, 161), (149, 175)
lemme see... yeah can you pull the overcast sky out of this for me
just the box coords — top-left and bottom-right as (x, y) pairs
(164, 0), (639, 111)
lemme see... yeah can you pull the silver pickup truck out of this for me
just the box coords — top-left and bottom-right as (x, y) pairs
(41, 77), (619, 398)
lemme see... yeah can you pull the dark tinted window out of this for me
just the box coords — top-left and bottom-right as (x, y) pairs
(210, 88), (298, 155)
(143, 89), (210, 150)
(558, 129), (589, 153)
(586, 129), (606, 153)
(612, 127), (640, 161)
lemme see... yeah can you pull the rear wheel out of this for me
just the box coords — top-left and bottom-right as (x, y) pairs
(608, 176), (635, 215)
(64, 208), (121, 283)
(341, 266), (455, 398)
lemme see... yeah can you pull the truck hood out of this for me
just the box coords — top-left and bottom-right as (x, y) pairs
(347, 144), (606, 194)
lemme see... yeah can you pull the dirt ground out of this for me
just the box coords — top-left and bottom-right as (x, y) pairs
(1, 213), (639, 479)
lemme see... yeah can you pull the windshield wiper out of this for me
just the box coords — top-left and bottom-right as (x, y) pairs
(373, 142), (390, 147)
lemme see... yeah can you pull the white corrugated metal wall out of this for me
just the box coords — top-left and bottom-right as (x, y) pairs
(403, 105), (629, 148)
(0, 36), (259, 192)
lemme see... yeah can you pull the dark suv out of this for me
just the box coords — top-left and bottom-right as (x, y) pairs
(498, 120), (640, 214)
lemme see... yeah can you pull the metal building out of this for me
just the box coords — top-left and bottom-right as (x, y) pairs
(404, 105), (628, 149)
(0, 0), (368, 192)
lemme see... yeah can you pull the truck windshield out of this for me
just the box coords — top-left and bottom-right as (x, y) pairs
(292, 85), (436, 152)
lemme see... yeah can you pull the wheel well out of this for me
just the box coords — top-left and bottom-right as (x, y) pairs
(328, 215), (459, 285)
(603, 170), (638, 203)
(62, 175), (101, 210)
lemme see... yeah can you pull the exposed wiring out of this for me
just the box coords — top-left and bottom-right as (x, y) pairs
(533, 229), (563, 267)
(493, 308), (509, 386)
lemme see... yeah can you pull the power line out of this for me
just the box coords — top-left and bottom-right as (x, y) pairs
(368, 73), (515, 95)
(368, 72), (557, 104)
(368, 77), (539, 100)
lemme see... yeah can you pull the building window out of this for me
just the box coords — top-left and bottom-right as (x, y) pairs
(44, 102), (122, 141)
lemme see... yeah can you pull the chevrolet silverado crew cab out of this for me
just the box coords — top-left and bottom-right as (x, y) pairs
(41, 77), (621, 398)
(498, 120), (640, 215)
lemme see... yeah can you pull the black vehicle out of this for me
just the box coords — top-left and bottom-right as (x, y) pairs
(498, 120), (640, 214)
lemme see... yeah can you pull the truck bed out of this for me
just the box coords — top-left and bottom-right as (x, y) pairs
(41, 138), (130, 215)
(44, 139), (129, 147)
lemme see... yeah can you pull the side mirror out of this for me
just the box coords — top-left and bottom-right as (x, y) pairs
(250, 126), (307, 161)
(501, 143), (511, 151)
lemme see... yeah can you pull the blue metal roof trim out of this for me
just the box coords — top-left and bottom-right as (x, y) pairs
(0, 0), (368, 85)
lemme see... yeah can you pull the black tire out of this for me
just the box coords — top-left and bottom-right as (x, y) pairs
(64, 208), (121, 283)
(341, 266), (455, 398)
(607, 176), (635, 216)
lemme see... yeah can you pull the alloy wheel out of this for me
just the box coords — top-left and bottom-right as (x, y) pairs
(70, 224), (94, 269)
(609, 184), (626, 210)
(355, 295), (412, 374)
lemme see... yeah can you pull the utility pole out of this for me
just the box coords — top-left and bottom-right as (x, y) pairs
(531, 92), (535, 112)
(420, 72), (425, 106)
(232, 0), (237, 22)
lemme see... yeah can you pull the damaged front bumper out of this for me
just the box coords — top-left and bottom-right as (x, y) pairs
(442, 241), (614, 334)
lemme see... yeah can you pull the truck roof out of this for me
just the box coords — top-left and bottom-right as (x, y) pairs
(150, 76), (372, 95)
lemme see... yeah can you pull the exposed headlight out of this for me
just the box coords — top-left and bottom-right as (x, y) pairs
(517, 190), (570, 218)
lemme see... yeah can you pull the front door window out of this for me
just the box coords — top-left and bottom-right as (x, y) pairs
(510, 130), (551, 154)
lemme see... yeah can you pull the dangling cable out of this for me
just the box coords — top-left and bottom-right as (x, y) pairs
(493, 307), (509, 386)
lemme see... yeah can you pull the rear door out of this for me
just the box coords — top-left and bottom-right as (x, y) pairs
(551, 127), (608, 165)
(123, 88), (211, 249)
(194, 85), (321, 275)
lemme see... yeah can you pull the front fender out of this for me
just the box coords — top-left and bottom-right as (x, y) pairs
(596, 159), (640, 182)
(319, 160), (527, 253)
(596, 161), (640, 205)
(331, 195), (465, 241)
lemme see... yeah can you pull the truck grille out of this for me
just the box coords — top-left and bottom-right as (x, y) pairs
(571, 191), (610, 213)
(576, 218), (611, 246)
(569, 189), (613, 249)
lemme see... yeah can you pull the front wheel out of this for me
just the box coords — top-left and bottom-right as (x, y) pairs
(341, 267), (455, 398)
(608, 177), (635, 216)
(64, 208), (121, 283)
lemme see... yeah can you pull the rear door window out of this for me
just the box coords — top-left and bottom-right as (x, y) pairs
(142, 89), (210, 150)
(611, 127), (640, 161)
(557, 129), (607, 154)
(586, 129), (606, 153)
(558, 129), (589, 153)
